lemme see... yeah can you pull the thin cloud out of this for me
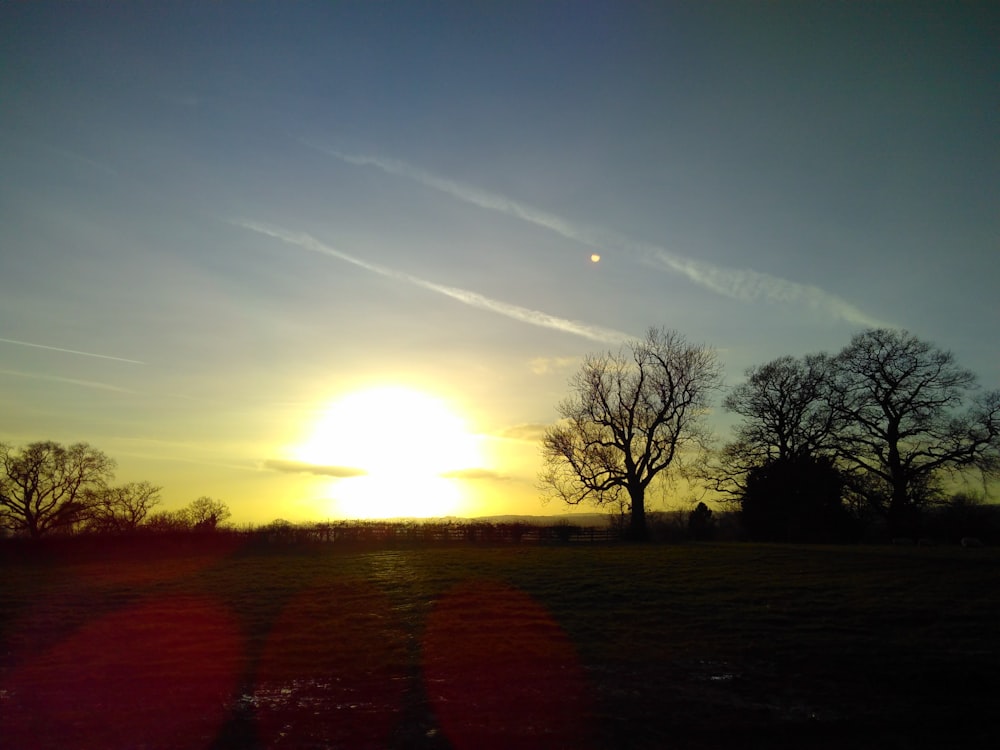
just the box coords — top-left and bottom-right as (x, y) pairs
(264, 459), (368, 478)
(0, 337), (144, 364)
(529, 356), (579, 375)
(0, 368), (132, 393)
(629, 242), (884, 328)
(105, 437), (270, 473)
(439, 467), (510, 481)
(301, 141), (585, 240)
(114, 450), (261, 473)
(494, 423), (551, 442)
(233, 220), (628, 343)
(412, 278), (625, 343)
(0, 131), (119, 177)
(308, 143), (886, 328)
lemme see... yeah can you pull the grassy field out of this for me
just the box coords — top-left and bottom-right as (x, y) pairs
(1, 541), (998, 749)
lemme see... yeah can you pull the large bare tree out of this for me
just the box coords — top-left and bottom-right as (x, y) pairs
(703, 354), (839, 503)
(541, 328), (721, 539)
(830, 329), (1000, 533)
(724, 354), (838, 463)
(0, 441), (116, 538)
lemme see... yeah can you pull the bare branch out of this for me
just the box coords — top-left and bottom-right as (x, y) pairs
(541, 327), (721, 539)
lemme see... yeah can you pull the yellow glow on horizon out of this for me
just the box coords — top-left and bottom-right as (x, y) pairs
(294, 386), (484, 518)
(332, 474), (464, 519)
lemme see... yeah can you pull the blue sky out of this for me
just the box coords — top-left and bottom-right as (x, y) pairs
(1, 1), (997, 522)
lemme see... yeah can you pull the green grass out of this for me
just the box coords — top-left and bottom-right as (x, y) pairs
(2, 542), (998, 748)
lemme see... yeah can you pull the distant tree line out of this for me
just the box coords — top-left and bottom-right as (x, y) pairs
(543, 327), (1000, 542)
(0, 440), (230, 539)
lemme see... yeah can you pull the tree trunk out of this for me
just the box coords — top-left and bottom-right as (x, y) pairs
(628, 487), (649, 541)
(887, 481), (914, 538)
(25, 509), (40, 539)
(886, 426), (915, 537)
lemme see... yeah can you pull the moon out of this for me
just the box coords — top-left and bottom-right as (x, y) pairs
(590, 253), (601, 263)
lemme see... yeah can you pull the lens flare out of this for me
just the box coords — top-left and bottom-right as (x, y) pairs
(422, 580), (596, 749)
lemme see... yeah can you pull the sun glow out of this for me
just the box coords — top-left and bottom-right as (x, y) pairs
(295, 386), (484, 519)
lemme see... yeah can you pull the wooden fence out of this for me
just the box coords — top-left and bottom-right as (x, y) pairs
(245, 521), (622, 547)
(0, 521), (623, 558)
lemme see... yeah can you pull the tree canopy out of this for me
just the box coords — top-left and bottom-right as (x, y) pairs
(541, 327), (721, 539)
(830, 328), (1000, 533)
(0, 441), (230, 538)
(0, 441), (116, 538)
(85, 481), (163, 533)
(724, 354), (838, 463)
(183, 496), (232, 531)
(711, 328), (1000, 538)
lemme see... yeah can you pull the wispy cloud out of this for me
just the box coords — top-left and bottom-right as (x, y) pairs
(264, 459), (367, 478)
(233, 220), (628, 343)
(411, 278), (626, 342)
(494, 423), (551, 442)
(301, 141), (586, 240)
(0, 368), (132, 393)
(622, 242), (885, 327)
(529, 356), (579, 375)
(0, 131), (119, 177)
(306, 142), (886, 328)
(439, 468), (510, 481)
(0, 337), (144, 364)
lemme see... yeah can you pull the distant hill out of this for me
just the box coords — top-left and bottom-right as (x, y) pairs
(326, 513), (616, 527)
(468, 513), (614, 527)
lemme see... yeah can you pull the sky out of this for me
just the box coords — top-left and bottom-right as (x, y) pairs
(1, 1), (997, 524)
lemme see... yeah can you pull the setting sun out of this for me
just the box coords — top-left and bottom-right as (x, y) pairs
(294, 386), (484, 518)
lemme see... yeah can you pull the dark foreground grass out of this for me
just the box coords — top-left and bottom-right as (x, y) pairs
(1, 541), (998, 749)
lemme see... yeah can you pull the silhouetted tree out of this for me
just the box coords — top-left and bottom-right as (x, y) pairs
(702, 354), (838, 502)
(829, 329), (1000, 535)
(143, 509), (190, 533)
(0, 441), (115, 538)
(726, 354), (838, 461)
(541, 327), (721, 540)
(182, 496), (232, 531)
(687, 501), (715, 540)
(740, 455), (852, 542)
(85, 481), (162, 533)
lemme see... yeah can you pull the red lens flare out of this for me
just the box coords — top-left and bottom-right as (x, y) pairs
(254, 580), (409, 748)
(422, 579), (596, 750)
(1, 595), (242, 750)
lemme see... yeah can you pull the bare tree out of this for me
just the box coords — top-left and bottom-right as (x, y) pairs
(830, 329), (1000, 534)
(143, 509), (190, 533)
(182, 496), (232, 531)
(724, 354), (838, 462)
(702, 354), (839, 502)
(541, 328), (721, 540)
(0, 441), (116, 538)
(86, 481), (162, 533)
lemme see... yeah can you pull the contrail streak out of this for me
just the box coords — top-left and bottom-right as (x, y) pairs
(0, 130), (119, 177)
(305, 141), (887, 328)
(0, 337), (144, 364)
(0, 368), (133, 393)
(233, 220), (628, 343)
(411, 278), (626, 342)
